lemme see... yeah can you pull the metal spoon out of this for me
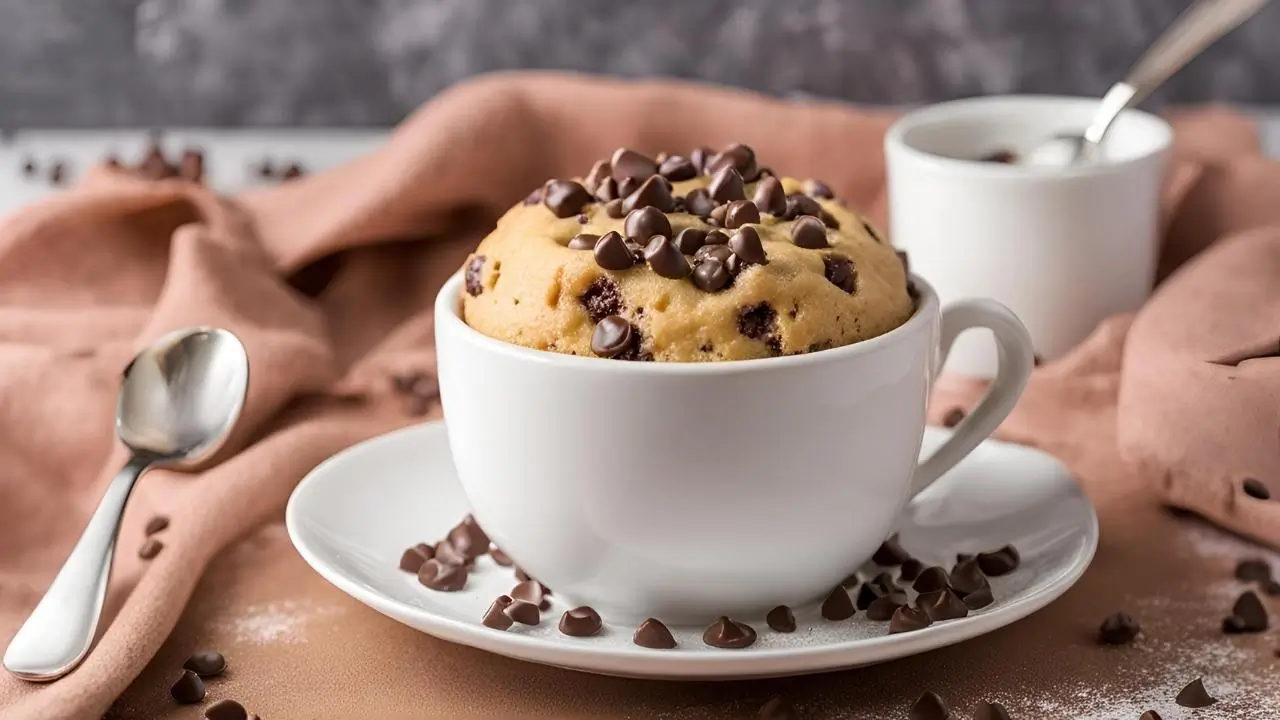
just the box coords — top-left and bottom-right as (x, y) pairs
(3, 327), (249, 682)
(1023, 0), (1271, 168)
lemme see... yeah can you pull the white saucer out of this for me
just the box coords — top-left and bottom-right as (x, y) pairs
(286, 421), (1097, 680)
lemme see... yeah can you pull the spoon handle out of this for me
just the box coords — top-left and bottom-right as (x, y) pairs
(3, 456), (153, 681)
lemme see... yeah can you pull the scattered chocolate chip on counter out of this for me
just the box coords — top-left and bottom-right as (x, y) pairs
(558, 606), (602, 637)
(889, 605), (932, 634)
(417, 559), (467, 591)
(1235, 557), (1271, 583)
(912, 566), (950, 594)
(702, 616), (757, 649)
(138, 537), (163, 560)
(169, 669), (206, 705)
(633, 617), (677, 649)
(976, 545), (1020, 576)
(1175, 677), (1216, 708)
(1222, 589), (1268, 633)
(1242, 477), (1271, 500)
(908, 690), (952, 720)
(183, 650), (227, 677)
(765, 604), (796, 633)
(1097, 612), (1140, 645)
(144, 514), (170, 536)
(872, 534), (911, 566)
(482, 595), (515, 630)
(973, 700), (1012, 720)
(820, 585), (856, 621)
(942, 408), (966, 428)
(205, 698), (249, 720)
(511, 579), (551, 610)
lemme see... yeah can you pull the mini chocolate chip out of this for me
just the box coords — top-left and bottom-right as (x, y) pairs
(20, 157), (36, 176)
(791, 215), (829, 249)
(623, 175), (675, 214)
(543, 179), (593, 218)
(204, 699), (248, 720)
(584, 160), (611, 193)
(823, 254), (857, 293)
(483, 595), (514, 630)
(819, 209), (840, 229)
(594, 231), (637, 271)
(696, 243), (733, 264)
(48, 160), (68, 185)
(523, 186), (542, 205)
(592, 316), (636, 358)
(912, 566), (950, 594)
(576, 213), (589, 224)
(693, 257), (732, 293)
(866, 593), (908, 621)
(604, 198), (624, 218)
(784, 194), (823, 220)
(918, 588), (969, 621)
(1098, 612), (1140, 644)
(1175, 677), (1216, 708)
(503, 599), (541, 626)
(729, 226), (767, 265)
(511, 579), (551, 610)
(943, 408), (966, 428)
(625, 206), (673, 241)
(706, 143), (759, 181)
(170, 669), (206, 704)
(708, 166), (746, 203)
(973, 701), (1012, 720)
(873, 534), (911, 565)
(766, 605), (796, 633)
(145, 515), (170, 535)
(399, 544), (434, 572)
(900, 558), (925, 582)
(611, 148), (658, 182)
(723, 199), (761, 229)
(976, 546), (1020, 576)
(738, 302), (777, 343)
(673, 228), (708, 254)
(568, 233), (599, 250)
(820, 585), (856, 620)
(184, 651), (227, 677)
(1224, 590), (1268, 633)
(658, 155), (697, 181)
(806, 180), (834, 199)
(753, 176), (787, 216)
(633, 618), (677, 649)
(684, 188), (716, 217)
(464, 255), (486, 296)
(949, 559), (989, 596)
(690, 147), (711, 173)
(559, 606), (603, 637)
(909, 691), (952, 720)
(1243, 478), (1271, 500)
(645, 236), (693, 279)
(963, 585), (995, 610)
(890, 605), (933, 634)
(139, 538), (163, 560)
(702, 616), (757, 649)
(417, 559), (467, 591)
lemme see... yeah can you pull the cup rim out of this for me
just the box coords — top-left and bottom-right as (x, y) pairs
(434, 270), (939, 375)
(884, 94), (1174, 180)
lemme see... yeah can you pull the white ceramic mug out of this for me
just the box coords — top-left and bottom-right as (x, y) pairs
(885, 96), (1172, 378)
(435, 272), (1033, 622)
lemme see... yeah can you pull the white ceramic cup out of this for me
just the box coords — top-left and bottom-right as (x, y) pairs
(435, 272), (1034, 622)
(885, 96), (1172, 378)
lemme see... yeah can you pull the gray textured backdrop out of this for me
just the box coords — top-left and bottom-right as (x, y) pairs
(3, 0), (1280, 128)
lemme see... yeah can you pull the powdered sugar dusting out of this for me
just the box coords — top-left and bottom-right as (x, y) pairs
(217, 599), (339, 645)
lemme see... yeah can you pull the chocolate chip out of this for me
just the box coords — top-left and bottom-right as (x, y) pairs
(594, 177), (619, 202)
(170, 669), (206, 704)
(690, 147), (711, 173)
(910, 567), (948, 594)
(729, 226), (768, 266)
(594, 231), (636, 271)
(942, 408), (966, 428)
(604, 198), (624, 218)
(708, 166), (747, 203)
(702, 616), (757, 649)
(48, 161), (67, 186)
(980, 150), (1018, 164)
(1265, 580), (1280, 596)
(909, 691), (952, 720)
(672, 228), (707, 255)
(145, 515), (170, 536)
(696, 244), (733, 264)
(1243, 478), (1271, 500)
(139, 538), (163, 560)
(784, 194), (823, 220)
(623, 175), (675, 214)
(866, 593), (908, 621)
(949, 559), (989, 596)
(592, 316), (636, 358)
(1175, 677), (1216, 708)
(820, 585), (856, 620)
(956, 553), (974, 564)
(204, 699), (247, 720)
(503, 599), (541, 626)
(753, 176), (787, 216)
(918, 589), (969, 621)
(558, 606), (602, 637)
(281, 163), (305, 180)
(658, 155), (697, 182)
(684, 188), (716, 217)
(900, 558), (924, 582)
(738, 302), (777, 344)
(183, 651), (227, 677)
(963, 586), (994, 610)
(482, 595), (514, 630)
(766, 605), (796, 633)
(1224, 590), (1268, 633)
(633, 618), (676, 649)
(20, 157), (36, 176)
(890, 605), (933, 634)
(464, 255), (486, 296)
(871, 571), (902, 594)
(706, 143), (759, 181)
(973, 701), (1012, 720)
(645, 236), (693, 279)
(417, 559), (467, 591)
(723, 199), (761, 229)
(1139, 712), (1162, 720)
(708, 204), (727, 227)
(791, 216), (829, 249)
(855, 583), (884, 611)
(611, 148), (658, 182)
(490, 547), (513, 567)
(755, 696), (794, 720)
(515, 567), (532, 582)
(976, 546), (1020, 576)
(255, 158), (276, 180)
(179, 149), (204, 183)
(625, 206), (672, 241)
(873, 534), (911, 565)
(584, 160), (611, 193)
(805, 180), (834, 199)
(447, 515), (489, 560)
(511, 579), (551, 611)
(819, 209), (840, 229)
(823, 254), (857, 293)
(543, 179), (593, 218)
(1098, 612), (1140, 644)
(692, 258), (732, 293)
(568, 233), (599, 251)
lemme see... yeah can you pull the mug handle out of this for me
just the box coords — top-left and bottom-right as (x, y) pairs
(909, 298), (1035, 499)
